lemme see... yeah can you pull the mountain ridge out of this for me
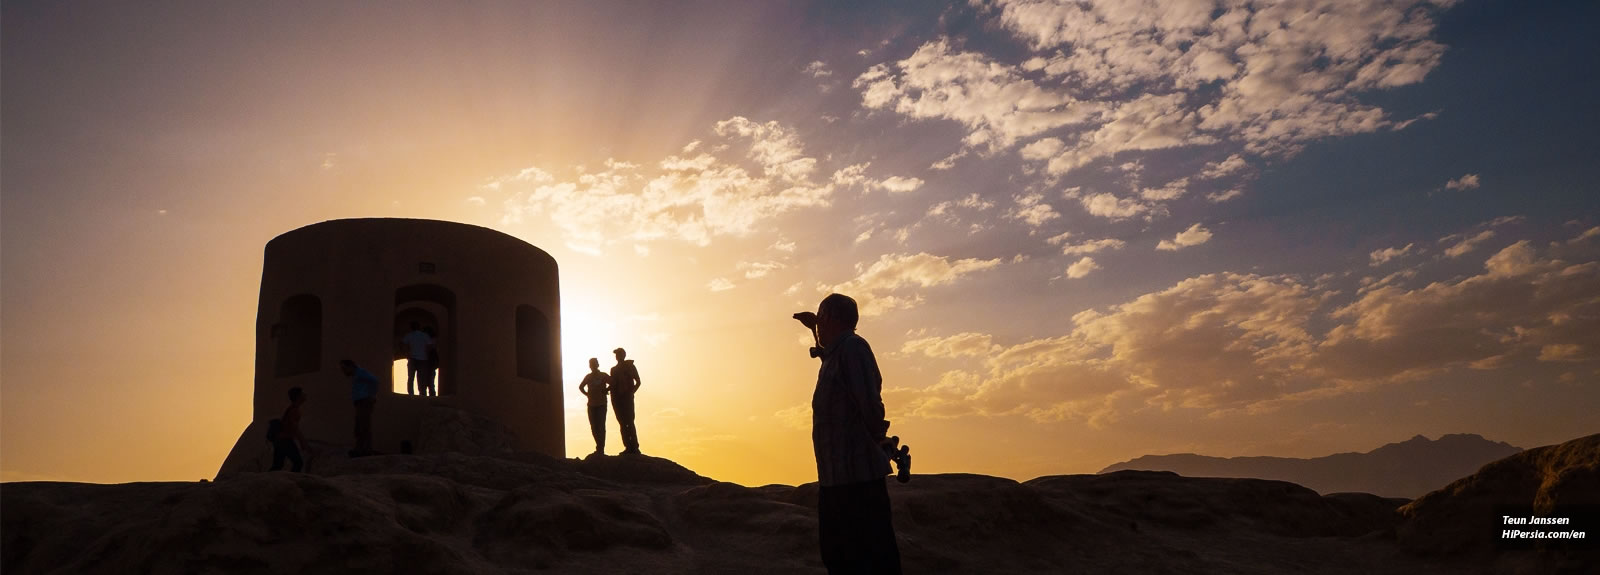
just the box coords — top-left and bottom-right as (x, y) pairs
(1099, 434), (1522, 498)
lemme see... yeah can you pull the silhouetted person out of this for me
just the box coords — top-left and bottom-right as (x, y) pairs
(579, 357), (611, 454)
(610, 347), (642, 455)
(809, 293), (900, 574)
(419, 326), (439, 397)
(270, 387), (308, 472)
(401, 322), (431, 396)
(340, 359), (380, 456)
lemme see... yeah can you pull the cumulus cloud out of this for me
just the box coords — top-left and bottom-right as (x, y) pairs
(1206, 189), (1244, 203)
(867, 0), (1458, 182)
(1321, 240), (1600, 379)
(832, 252), (1004, 315)
(1198, 154), (1250, 180)
(1065, 256), (1100, 278)
(877, 176), (925, 193)
(490, 117), (835, 253)
(853, 39), (1103, 155)
(1368, 243), (1416, 266)
(1439, 230), (1494, 258)
(903, 332), (1000, 358)
(1156, 223), (1213, 251)
(927, 193), (996, 219)
(1444, 173), (1481, 191)
(1140, 177), (1189, 201)
(1007, 193), (1061, 227)
(894, 272), (1328, 423)
(831, 162), (925, 194)
(708, 278), (736, 292)
(890, 235), (1599, 424)
(1080, 192), (1150, 220)
(1048, 233), (1126, 255)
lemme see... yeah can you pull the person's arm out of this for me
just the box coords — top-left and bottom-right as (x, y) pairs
(579, 376), (590, 396)
(631, 366), (641, 394)
(841, 339), (889, 441)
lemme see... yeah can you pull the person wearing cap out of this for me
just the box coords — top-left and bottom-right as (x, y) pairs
(609, 347), (642, 455)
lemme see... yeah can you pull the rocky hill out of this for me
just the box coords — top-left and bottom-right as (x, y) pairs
(1100, 434), (1522, 498)
(4, 434), (1594, 574)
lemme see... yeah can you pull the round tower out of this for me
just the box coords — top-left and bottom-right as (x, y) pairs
(220, 218), (563, 473)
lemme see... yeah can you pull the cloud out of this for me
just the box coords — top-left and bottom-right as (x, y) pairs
(738, 260), (786, 279)
(903, 332), (1000, 358)
(774, 402), (811, 430)
(491, 117), (836, 253)
(654, 407), (684, 418)
(1156, 223), (1213, 251)
(833, 252), (1004, 315)
(1206, 189), (1244, 203)
(1321, 240), (1600, 379)
(1065, 256), (1100, 278)
(877, 176), (925, 193)
(1047, 233), (1126, 255)
(771, 238), (797, 252)
(868, 0), (1458, 182)
(853, 39), (1103, 155)
(1007, 193), (1061, 227)
(1080, 192), (1150, 220)
(1440, 230), (1494, 258)
(1444, 173), (1481, 191)
(1368, 243), (1416, 266)
(1042, 93), (1215, 176)
(1140, 177), (1189, 201)
(708, 278), (736, 292)
(891, 234), (1600, 424)
(832, 162), (925, 194)
(927, 193), (995, 219)
(893, 272), (1328, 423)
(1198, 154), (1250, 180)
(803, 60), (832, 78)
(1019, 137), (1066, 160)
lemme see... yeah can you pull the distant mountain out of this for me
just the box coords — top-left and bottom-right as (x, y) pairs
(1099, 434), (1522, 498)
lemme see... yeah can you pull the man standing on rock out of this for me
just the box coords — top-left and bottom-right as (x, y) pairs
(808, 293), (901, 574)
(609, 347), (642, 455)
(340, 359), (380, 457)
(579, 357), (611, 455)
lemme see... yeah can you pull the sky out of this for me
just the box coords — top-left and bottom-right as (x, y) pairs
(3, 0), (1597, 487)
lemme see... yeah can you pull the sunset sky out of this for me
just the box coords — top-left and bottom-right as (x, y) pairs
(3, 0), (1597, 487)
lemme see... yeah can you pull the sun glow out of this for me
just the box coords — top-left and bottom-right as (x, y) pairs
(559, 292), (622, 407)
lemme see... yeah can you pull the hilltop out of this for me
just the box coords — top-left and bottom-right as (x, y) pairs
(4, 434), (1594, 574)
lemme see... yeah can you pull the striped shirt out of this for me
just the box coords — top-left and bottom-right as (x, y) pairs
(812, 333), (893, 487)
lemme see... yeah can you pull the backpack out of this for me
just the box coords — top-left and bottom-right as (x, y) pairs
(265, 418), (283, 442)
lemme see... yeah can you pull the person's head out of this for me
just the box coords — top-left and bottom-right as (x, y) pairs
(817, 293), (859, 345)
(288, 387), (305, 404)
(589, 357), (600, 370)
(339, 359), (357, 375)
(614, 347), (627, 361)
(410, 321), (421, 331)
